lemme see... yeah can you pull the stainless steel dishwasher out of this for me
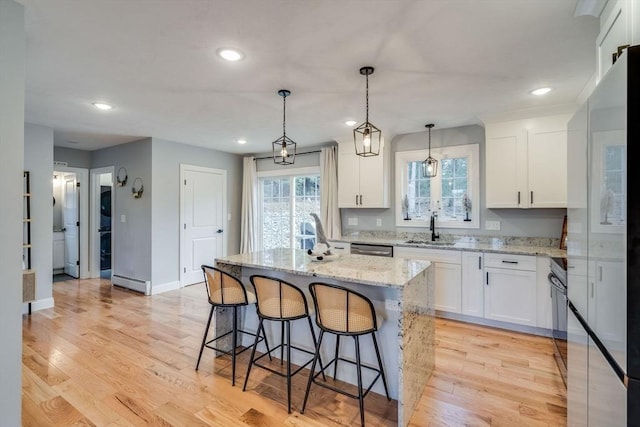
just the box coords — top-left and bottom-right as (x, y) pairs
(350, 243), (394, 257)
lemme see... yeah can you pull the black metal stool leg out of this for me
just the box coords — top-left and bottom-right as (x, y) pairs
(301, 329), (324, 414)
(333, 334), (341, 381)
(195, 305), (215, 370)
(286, 320), (292, 413)
(231, 306), (238, 386)
(260, 320), (273, 361)
(371, 333), (390, 400)
(306, 316), (326, 381)
(280, 320), (285, 365)
(354, 335), (366, 427)
(243, 317), (264, 391)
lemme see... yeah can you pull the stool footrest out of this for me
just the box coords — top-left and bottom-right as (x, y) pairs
(311, 356), (383, 400)
(252, 343), (315, 378)
(204, 328), (265, 355)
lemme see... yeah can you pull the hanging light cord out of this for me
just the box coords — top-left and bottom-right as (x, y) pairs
(428, 125), (431, 155)
(282, 93), (287, 140)
(365, 72), (370, 123)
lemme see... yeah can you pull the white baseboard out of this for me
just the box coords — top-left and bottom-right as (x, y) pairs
(22, 297), (55, 314)
(150, 280), (180, 295)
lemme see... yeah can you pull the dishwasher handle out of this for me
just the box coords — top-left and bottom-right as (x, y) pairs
(350, 244), (394, 257)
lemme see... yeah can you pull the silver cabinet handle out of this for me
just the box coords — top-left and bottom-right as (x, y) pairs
(355, 195), (359, 205)
(359, 195), (363, 205)
(478, 256), (482, 270)
(531, 191), (534, 205)
(591, 282), (594, 298)
(517, 191), (521, 204)
(486, 272), (489, 285)
(502, 260), (518, 264)
(599, 266), (603, 282)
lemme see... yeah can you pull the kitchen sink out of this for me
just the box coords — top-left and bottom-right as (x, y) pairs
(404, 239), (455, 246)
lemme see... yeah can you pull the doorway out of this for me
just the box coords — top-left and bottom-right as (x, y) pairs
(180, 164), (227, 286)
(90, 167), (114, 279)
(52, 167), (89, 280)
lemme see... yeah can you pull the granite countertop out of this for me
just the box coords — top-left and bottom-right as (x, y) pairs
(333, 232), (567, 258)
(215, 248), (431, 289)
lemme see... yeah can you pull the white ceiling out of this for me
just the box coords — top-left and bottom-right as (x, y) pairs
(19, 0), (600, 153)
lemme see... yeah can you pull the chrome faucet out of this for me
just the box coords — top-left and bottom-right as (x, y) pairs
(430, 211), (440, 242)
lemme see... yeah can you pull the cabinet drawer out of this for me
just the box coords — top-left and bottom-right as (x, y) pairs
(484, 253), (536, 271)
(394, 247), (461, 264)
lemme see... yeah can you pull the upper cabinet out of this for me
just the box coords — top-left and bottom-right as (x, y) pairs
(485, 114), (570, 209)
(597, 0), (639, 83)
(338, 138), (390, 208)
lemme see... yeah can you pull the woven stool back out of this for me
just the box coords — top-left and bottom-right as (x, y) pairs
(309, 283), (376, 334)
(250, 275), (309, 320)
(202, 265), (248, 306)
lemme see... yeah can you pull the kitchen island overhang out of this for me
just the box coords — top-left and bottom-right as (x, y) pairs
(213, 248), (434, 427)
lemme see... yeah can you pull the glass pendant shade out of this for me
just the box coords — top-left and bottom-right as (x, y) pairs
(354, 66), (381, 157)
(422, 124), (438, 178)
(272, 89), (296, 165)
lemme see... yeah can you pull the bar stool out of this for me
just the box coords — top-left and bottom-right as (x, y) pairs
(195, 265), (271, 386)
(243, 274), (324, 413)
(302, 282), (390, 427)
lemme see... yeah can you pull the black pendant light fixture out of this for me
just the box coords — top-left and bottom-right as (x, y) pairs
(422, 124), (438, 178)
(353, 66), (381, 157)
(272, 89), (296, 165)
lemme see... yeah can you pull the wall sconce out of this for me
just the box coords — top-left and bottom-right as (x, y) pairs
(117, 167), (128, 187)
(131, 178), (144, 199)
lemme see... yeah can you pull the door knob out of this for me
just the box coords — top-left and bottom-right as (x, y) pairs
(216, 229), (223, 233)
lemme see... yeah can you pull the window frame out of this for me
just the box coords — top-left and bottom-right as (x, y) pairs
(257, 166), (321, 250)
(395, 144), (480, 229)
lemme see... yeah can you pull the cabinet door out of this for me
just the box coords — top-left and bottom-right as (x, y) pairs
(567, 308), (589, 427)
(434, 262), (462, 313)
(528, 129), (567, 208)
(338, 148), (361, 208)
(461, 252), (483, 317)
(484, 267), (537, 326)
(485, 135), (522, 208)
(358, 154), (386, 207)
(588, 336), (627, 426)
(597, 0), (633, 82)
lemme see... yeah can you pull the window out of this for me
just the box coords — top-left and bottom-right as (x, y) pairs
(258, 167), (321, 250)
(395, 144), (479, 228)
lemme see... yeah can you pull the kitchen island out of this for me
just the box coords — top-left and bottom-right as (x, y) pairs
(214, 248), (434, 427)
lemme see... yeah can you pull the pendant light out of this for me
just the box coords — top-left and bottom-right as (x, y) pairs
(272, 89), (296, 165)
(422, 124), (438, 178)
(353, 66), (381, 157)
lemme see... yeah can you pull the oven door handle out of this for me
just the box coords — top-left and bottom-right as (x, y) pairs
(548, 273), (567, 295)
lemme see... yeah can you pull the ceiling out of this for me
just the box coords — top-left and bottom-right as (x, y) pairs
(19, 0), (600, 153)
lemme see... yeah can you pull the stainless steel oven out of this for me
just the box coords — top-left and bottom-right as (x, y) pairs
(549, 256), (567, 386)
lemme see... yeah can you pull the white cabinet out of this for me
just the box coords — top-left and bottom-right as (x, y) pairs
(394, 247), (462, 313)
(596, 0), (639, 82)
(338, 139), (390, 208)
(461, 251), (484, 317)
(485, 114), (570, 209)
(327, 240), (350, 255)
(484, 253), (537, 327)
(53, 231), (65, 270)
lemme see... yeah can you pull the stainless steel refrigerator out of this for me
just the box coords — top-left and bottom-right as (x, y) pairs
(566, 44), (639, 426)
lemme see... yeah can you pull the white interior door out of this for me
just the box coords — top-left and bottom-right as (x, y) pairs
(63, 174), (79, 278)
(180, 165), (226, 286)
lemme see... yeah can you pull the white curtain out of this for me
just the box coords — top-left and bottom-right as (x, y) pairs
(320, 146), (342, 239)
(240, 156), (258, 253)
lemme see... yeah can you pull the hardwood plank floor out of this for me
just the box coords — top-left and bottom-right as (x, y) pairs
(22, 278), (566, 426)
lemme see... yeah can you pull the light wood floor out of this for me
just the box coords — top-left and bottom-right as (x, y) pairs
(22, 278), (566, 426)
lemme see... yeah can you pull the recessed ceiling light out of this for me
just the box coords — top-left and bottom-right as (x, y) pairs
(92, 102), (113, 110)
(530, 87), (552, 96)
(345, 120), (357, 126)
(217, 48), (244, 62)
(237, 139), (247, 145)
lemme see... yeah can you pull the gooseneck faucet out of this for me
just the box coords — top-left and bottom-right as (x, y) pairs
(430, 211), (440, 242)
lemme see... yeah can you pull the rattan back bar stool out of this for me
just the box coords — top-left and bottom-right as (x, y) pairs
(301, 282), (391, 427)
(243, 274), (325, 413)
(195, 265), (271, 386)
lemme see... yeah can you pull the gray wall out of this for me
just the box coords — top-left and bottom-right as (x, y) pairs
(0, 0), (24, 422)
(54, 146), (91, 168)
(151, 138), (243, 286)
(92, 138), (152, 282)
(341, 125), (566, 238)
(25, 124), (54, 304)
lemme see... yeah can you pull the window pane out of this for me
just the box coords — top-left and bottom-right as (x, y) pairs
(261, 177), (291, 250)
(439, 156), (468, 221)
(406, 161), (432, 221)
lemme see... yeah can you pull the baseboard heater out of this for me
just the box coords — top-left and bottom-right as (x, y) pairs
(111, 274), (151, 295)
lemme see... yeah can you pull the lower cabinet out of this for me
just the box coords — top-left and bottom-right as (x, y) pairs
(483, 252), (537, 327)
(461, 251), (484, 317)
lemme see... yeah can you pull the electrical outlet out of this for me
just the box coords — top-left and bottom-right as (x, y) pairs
(485, 220), (501, 231)
(376, 218), (382, 227)
(348, 217), (358, 226)
(120, 214), (127, 223)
